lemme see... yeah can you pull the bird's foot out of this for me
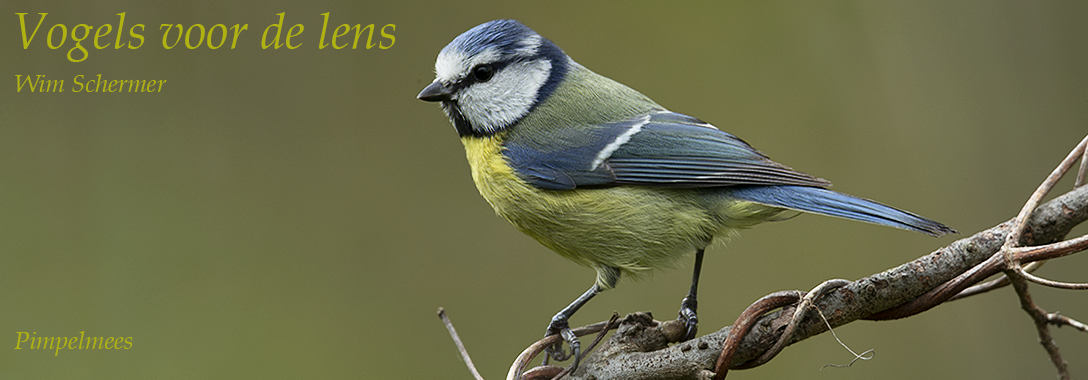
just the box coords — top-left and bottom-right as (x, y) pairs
(543, 314), (582, 370)
(679, 296), (698, 341)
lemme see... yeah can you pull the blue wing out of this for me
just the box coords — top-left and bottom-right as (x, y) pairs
(727, 185), (955, 236)
(503, 110), (830, 190)
(501, 110), (955, 236)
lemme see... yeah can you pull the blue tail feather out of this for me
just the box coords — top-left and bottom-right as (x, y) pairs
(729, 185), (955, 236)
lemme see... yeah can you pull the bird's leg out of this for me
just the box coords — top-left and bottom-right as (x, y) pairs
(544, 282), (601, 370)
(679, 248), (704, 341)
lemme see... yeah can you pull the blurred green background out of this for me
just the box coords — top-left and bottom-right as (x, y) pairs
(3, 1), (1086, 379)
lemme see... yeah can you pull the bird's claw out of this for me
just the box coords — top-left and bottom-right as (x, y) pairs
(544, 315), (582, 370)
(679, 296), (699, 341)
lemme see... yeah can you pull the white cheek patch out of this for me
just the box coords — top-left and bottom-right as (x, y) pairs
(458, 59), (551, 134)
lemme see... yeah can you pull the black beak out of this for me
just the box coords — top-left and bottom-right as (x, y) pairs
(417, 81), (452, 102)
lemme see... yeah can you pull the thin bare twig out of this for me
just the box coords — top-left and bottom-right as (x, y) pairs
(1015, 233), (1088, 263)
(949, 232), (1088, 300)
(874, 135), (1088, 319)
(958, 136), (1088, 301)
(438, 307), (487, 380)
(1005, 135), (1088, 250)
(948, 261), (1046, 301)
(549, 313), (620, 380)
(580, 314), (619, 362)
(1018, 270), (1088, 290)
(816, 305), (875, 370)
(1006, 270), (1071, 380)
(946, 274), (1009, 301)
(996, 135), (1088, 380)
(1077, 140), (1087, 187)
(1048, 312), (1088, 333)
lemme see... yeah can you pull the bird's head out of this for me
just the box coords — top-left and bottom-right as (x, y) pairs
(417, 19), (569, 137)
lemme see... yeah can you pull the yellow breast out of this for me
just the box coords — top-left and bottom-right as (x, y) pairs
(459, 134), (729, 287)
(460, 134), (529, 214)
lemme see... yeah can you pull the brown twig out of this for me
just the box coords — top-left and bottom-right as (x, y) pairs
(1007, 270), (1070, 380)
(1049, 312), (1088, 333)
(1005, 136), (1087, 251)
(1077, 139), (1088, 187)
(954, 136), (1088, 301)
(993, 135), (1088, 380)
(712, 291), (800, 380)
(947, 261), (1035, 301)
(869, 135), (1088, 320)
(1018, 269), (1088, 290)
(736, 279), (852, 370)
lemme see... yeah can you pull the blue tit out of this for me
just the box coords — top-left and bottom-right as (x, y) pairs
(418, 19), (954, 368)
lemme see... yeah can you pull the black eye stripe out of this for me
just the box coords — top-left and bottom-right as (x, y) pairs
(464, 60), (513, 85)
(448, 58), (518, 93)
